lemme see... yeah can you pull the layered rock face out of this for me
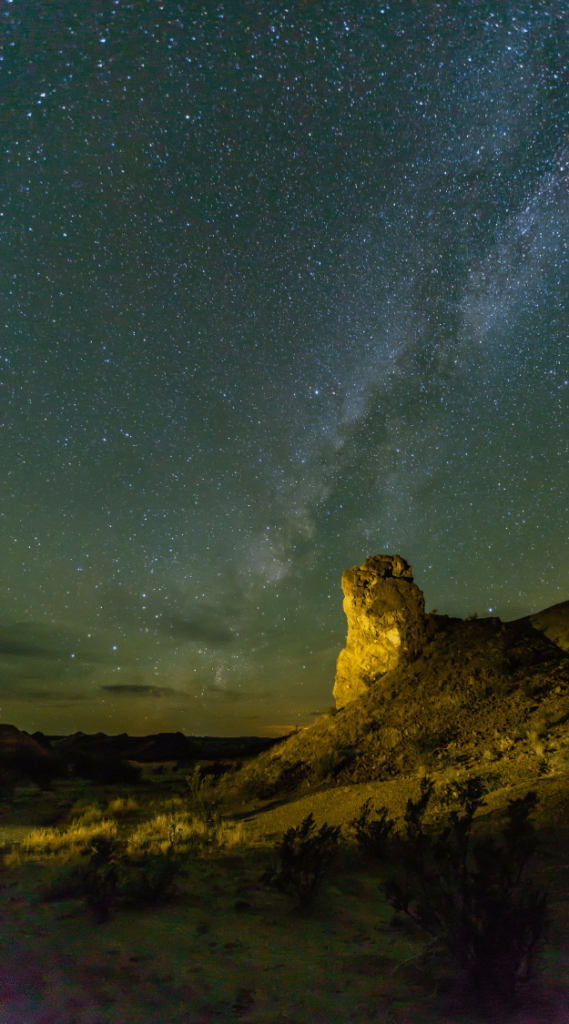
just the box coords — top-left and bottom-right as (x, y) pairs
(333, 554), (427, 708)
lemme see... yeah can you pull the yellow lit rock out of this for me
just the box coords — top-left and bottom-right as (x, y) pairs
(333, 554), (427, 708)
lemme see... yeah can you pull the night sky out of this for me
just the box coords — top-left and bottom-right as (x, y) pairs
(2, 2), (569, 737)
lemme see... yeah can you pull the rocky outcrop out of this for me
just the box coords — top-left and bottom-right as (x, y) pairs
(333, 554), (428, 708)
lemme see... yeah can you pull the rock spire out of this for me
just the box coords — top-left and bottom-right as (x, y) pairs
(333, 554), (427, 708)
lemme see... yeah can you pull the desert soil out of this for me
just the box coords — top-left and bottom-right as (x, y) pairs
(2, 755), (569, 1024)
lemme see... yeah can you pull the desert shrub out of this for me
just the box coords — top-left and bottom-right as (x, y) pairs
(39, 860), (93, 902)
(236, 772), (274, 802)
(194, 782), (223, 820)
(407, 728), (441, 767)
(278, 761), (307, 791)
(79, 835), (123, 923)
(312, 746), (354, 783)
(347, 798), (396, 858)
(262, 812), (341, 908)
(184, 768), (224, 815)
(383, 776), (549, 1009)
(120, 841), (185, 906)
(184, 767), (204, 798)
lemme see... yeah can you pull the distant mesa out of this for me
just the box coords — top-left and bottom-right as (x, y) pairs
(51, 730), (200, 763)
(0, 723), (62, 787)
(333, 554), (431, 709)
(0, 723), (56, 763)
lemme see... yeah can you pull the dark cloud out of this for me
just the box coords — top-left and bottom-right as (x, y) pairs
(164, 617), (235, 644)
(0, 663), (93, 686)
(0, 623), (111, 663)
(0, 636), (54, 658)
(200, 682), (273, 702)
(13, 689), (87, 702)
(101, 684), (179, 696)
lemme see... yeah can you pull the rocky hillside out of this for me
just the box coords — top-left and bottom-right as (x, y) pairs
(514, 598), (569, 652)
(236, 591), (569, 801)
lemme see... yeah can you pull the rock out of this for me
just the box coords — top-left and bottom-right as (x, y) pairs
(333, 554), (428, 708)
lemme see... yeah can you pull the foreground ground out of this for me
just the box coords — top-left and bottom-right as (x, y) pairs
(2, 754), (569, 1024)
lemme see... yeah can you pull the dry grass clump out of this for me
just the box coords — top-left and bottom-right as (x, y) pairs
(5, 818), (117, 865)
(106, 796), (140, 816)
(527, 728), (546, 757)
(126, 812), (246, 856)
(70, 803), (104, 825)
(3, 806), (248, 872)
(153, 795), (185, 812)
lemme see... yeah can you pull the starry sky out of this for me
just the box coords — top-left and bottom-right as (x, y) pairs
(1, 1), (569, 738)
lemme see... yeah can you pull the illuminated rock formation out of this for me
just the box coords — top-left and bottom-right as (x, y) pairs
(333, 554), (427, 708)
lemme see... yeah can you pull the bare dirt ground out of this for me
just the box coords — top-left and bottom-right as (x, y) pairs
(2, 751), (569, 1024)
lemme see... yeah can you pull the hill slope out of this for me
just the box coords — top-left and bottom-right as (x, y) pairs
(235, 615), (569, 801)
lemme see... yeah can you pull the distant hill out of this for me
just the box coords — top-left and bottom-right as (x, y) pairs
(512, 598), (569, 652)
(45, 731), (286, 762)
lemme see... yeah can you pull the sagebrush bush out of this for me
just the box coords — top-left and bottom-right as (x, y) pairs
(236, 772), (274, 802)
(39, 827), (186, 919)
(383, 775), (549, 1008)
(80, 835), (122, 923)
(120, 843), (184, 906)
(184, 771), (224, 818)
(312, 747), (354, 782)
(38, 861), (88, 902)
(262, 812), (341, 908)
(347, 797), (396, 858)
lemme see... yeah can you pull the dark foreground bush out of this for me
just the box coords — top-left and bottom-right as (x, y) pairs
(184, 769), (224, 819)
(348, 797), (396, 858)
(80, 835), (122, 923)
(262, 812), (341, 907)
(120, 843), (185, 906)
(41, 835), (186, 921)
(383, 776), (549, 1009)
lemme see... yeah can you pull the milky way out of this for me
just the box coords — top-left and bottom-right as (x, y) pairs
(1, 3), (569, 736)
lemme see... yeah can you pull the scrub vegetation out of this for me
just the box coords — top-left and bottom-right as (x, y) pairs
(0, 753), (556, 1020)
